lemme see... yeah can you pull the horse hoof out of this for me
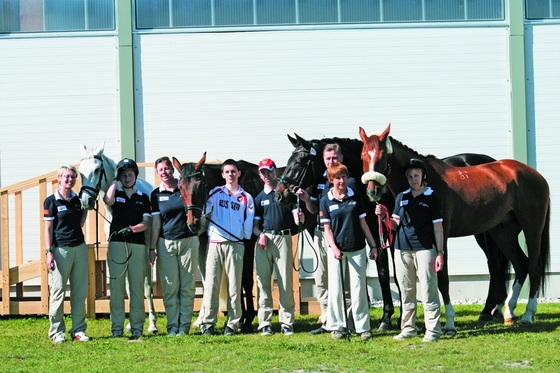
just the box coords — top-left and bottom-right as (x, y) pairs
(504, 318), (516, 326)
(378, 322), (391, 331)
(478, 314), (493, 322)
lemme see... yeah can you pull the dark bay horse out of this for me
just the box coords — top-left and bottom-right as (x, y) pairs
(359, 124), (551, 326)
(274, 134), (512, 331)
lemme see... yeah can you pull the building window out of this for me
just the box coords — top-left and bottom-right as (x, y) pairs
(526, 0), (560, 19)
(135, 0), (505, 30)
(0, 0), (115, 33)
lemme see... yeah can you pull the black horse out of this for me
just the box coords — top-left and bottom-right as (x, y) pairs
(275, 134), (510, 331)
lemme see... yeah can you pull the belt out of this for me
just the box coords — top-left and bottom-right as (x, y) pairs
(316, 225), (325, 231)
(263, 229), (291, 236)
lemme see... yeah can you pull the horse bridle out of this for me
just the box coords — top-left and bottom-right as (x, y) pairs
(79, 154), (108, 201)
(180, 169), (207, 215)
(277, 147), (317, 194)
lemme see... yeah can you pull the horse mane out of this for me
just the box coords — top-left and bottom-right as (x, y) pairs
(389, 136), (437, 160)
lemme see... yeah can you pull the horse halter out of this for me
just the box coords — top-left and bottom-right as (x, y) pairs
(277, 147), (317, 194)
(79, 155), (107, 200)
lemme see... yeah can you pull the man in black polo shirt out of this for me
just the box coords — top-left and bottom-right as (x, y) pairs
(253, 158), (301, 336)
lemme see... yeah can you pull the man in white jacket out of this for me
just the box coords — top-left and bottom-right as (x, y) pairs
(198, 159), (255, 336)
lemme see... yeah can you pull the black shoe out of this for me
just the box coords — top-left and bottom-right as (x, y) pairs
(201, 326), (215, 336)
(309, 326), (327, 335)
(223, 326), (236, 336)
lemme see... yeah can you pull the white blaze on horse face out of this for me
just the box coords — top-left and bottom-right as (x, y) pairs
(368, 149), (376, 172)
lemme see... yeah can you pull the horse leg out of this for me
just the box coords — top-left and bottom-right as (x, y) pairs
(436, 258), (456, 336)
(375, 247), (394, 331)
(474, 232), (509, 322)
(487, 220), (528, 326)
(240, 237), (256, 332)
(520, 230), (546, 325)
(193, 233), (208, 328)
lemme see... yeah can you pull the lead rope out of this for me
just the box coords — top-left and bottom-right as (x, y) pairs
(294, 194), (318, 273)
(377, 203), (394, 249)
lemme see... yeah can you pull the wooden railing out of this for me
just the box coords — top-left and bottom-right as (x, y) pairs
(0, 164), (311, 318)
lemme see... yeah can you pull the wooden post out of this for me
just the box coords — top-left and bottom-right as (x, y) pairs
(1, 191), (10, 315)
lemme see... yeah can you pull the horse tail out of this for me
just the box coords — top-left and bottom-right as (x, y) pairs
(538, 200), (551, 294)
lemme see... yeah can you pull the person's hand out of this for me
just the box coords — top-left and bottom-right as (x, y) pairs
(149, 250), (157, 267)
(332, 247), (342, 260)
(374, 204), (385, 217)
(294, 208), (305, 225)
(258, 233), (267, 250)
(295, 188), (310, 203)
(435, 253), (444, 272)
(46, 252), (55, 271)
(369, 246), (378, 261)
(118, 227), (134, 237)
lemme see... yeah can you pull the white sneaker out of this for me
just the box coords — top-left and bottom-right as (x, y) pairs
(393, 331), (418, 341)
(73, 332), (91, 342)
(52, 332), (66, 344)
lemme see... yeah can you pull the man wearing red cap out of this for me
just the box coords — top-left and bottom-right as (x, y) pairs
(252, 158), (302, 336)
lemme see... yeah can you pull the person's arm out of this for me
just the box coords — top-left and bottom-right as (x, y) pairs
(323, 223), (342, 260)
(374, 204), (399, 231)
(132, 214), (151, 234)
(44, 220), (55, 270)
(360, 217), (378, 260)
(149, 214), (161, 266)
(433, 221), (444, 272)
(253, 218), (267, 249)
(103, 180), (118, 206)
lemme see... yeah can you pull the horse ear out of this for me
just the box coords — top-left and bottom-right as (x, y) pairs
(79, 144), (87, 157)
(288, 134), (299, 147)
(294, 134), (313, 152)
(172, 157), (183, 173)
(93, 141), (105, 156)
(195, 152), (207, 170)
(358, 127), (368, 143)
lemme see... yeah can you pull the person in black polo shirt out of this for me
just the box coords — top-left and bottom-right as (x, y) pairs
(375, 158), (444, 343)
(149, 156), (199, 336)
(252, 158), (302, 336)
(104, 158), (151, 340)
(319, 163), (377, 341)
(44, 165), (89, 344)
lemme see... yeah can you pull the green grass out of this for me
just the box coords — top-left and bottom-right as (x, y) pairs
(1, 304), (560, 372)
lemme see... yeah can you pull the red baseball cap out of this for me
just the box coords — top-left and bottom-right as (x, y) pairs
(258, 158), (276, 171)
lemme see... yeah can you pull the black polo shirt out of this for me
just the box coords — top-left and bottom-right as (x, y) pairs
(319, 187), (367, 252)
(43, 190), (85, 247)
(254, 186), (294, 232)
(313, 172), (359, 227)
(110, 189), (151, 244)
(392, 186), (443, 251)
(150, 181), (195, 240)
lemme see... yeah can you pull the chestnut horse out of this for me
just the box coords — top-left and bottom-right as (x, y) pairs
(359, 124), (550, 327)
(274, 134), (512, 331)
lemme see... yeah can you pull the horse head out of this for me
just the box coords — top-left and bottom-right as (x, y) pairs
(359, 124), (392, 203)
(275, 134), (320, 206)
(172, 152), (207, 235)
(78, 141), (116, 210)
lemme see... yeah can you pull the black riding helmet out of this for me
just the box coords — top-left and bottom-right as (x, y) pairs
(116, 158), (139, 180)
(403, 158), (428, 181)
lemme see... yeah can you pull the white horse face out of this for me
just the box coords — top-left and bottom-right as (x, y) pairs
(78, 142), (111, 210)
